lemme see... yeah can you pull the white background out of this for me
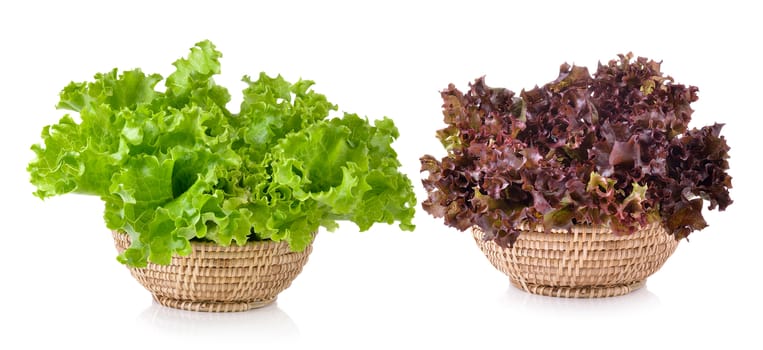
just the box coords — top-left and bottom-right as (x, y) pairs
(1, 1), (761, 349)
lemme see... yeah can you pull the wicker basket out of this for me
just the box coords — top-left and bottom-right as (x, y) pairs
(113, 231), (313, 312)
(472, 223), (679, 298)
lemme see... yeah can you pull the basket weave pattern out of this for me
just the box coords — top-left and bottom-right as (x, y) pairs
(113, 231), (313, 312)
(473, 223), (679, 298)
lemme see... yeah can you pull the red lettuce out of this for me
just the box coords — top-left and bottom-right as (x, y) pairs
(421, 53), (732, 247)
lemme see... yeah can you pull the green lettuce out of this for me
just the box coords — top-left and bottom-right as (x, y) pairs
(28, 40), (416, 267)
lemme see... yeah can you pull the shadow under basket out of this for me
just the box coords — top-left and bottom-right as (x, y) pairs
(472, 223), (679, 298)
(113, 231), (313, 312)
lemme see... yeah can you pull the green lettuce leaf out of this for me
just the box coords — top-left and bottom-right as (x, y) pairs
(28, 40), (416, 267)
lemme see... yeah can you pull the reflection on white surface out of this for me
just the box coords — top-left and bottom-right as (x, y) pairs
(137, 300), (300, 339)
(496, 282), (662, 320)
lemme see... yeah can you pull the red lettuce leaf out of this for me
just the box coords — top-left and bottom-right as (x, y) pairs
(421, 53), (733, 247)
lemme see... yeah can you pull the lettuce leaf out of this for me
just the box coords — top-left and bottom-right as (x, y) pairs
(421, 54), (732, 247)
(28, 40), (416, 267)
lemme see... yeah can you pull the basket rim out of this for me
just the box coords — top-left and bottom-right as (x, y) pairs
(473, 221), (664, 235)
(112, 230), (315, 253)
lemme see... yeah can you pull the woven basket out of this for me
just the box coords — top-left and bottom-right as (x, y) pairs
(113, 231), (313, 312)
(472, 223), (679, 298)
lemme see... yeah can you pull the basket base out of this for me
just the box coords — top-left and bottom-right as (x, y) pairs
(510, 279), (645, 298)
(153, 295), (277, 312)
